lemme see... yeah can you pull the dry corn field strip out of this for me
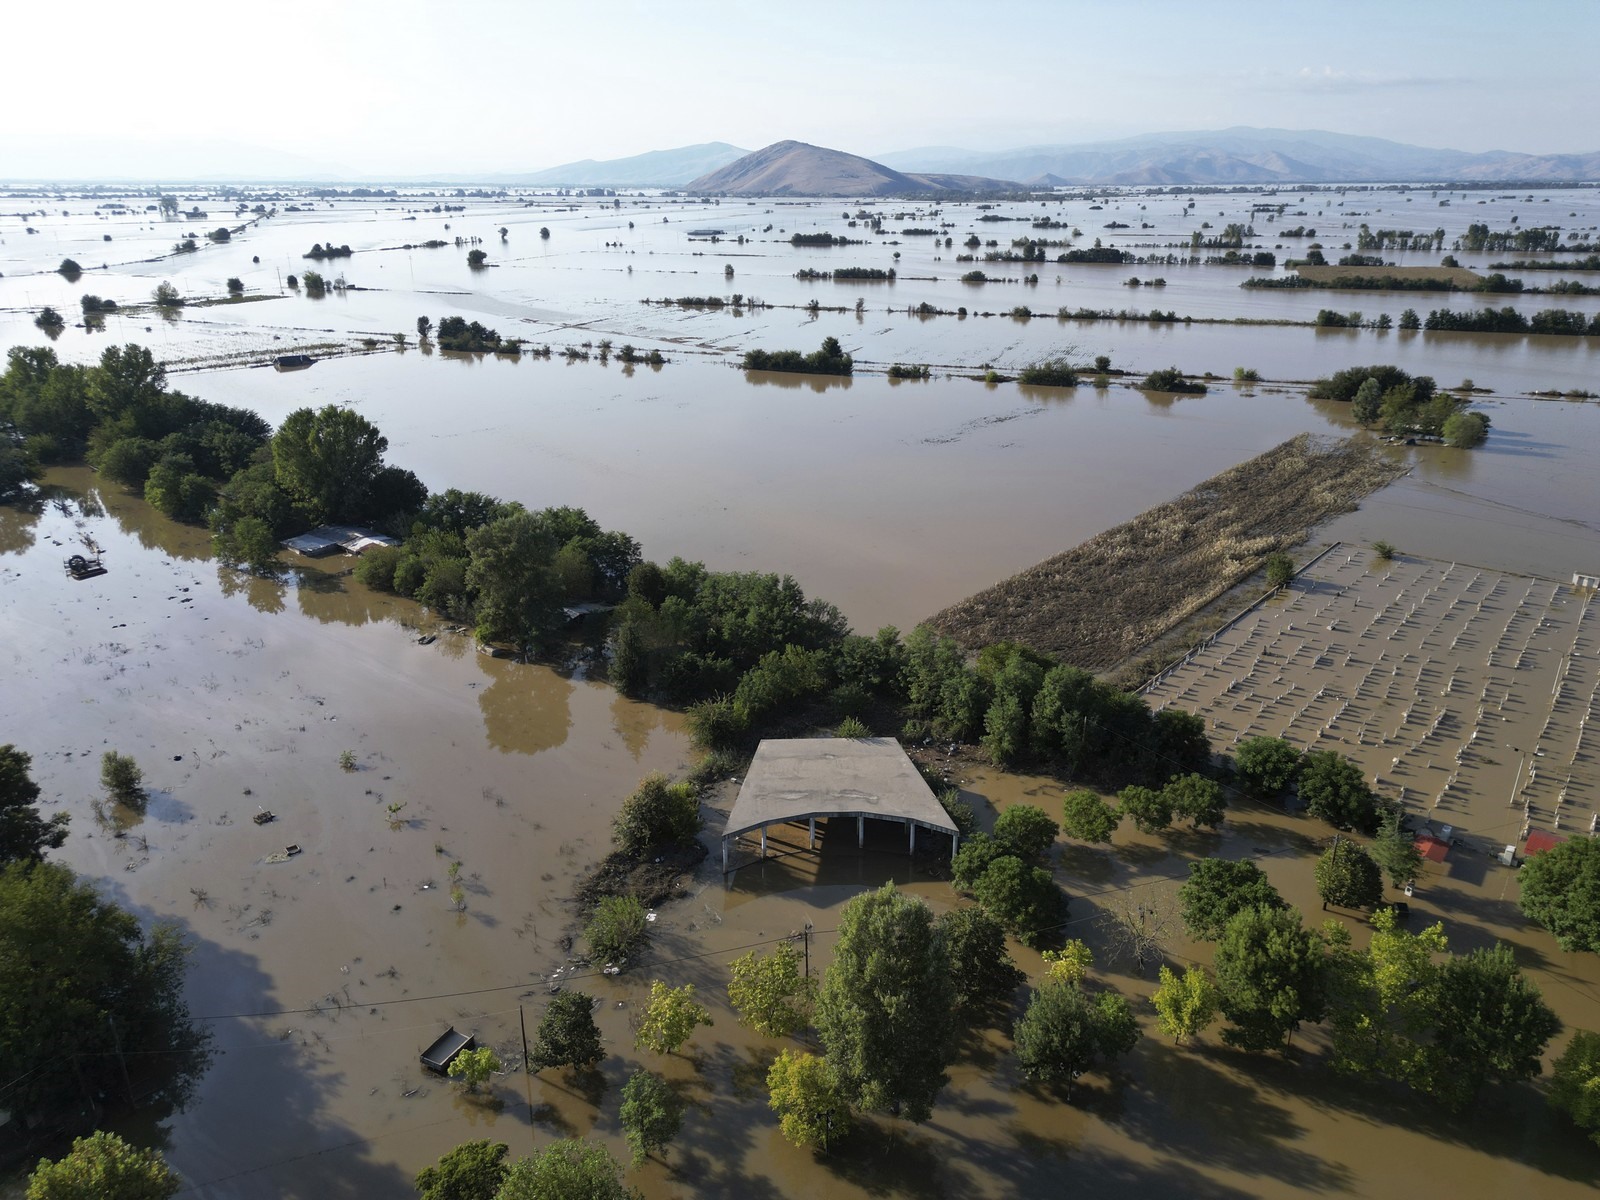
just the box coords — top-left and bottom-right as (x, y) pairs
(1144, 546), (1599, 855)
(928, 433), (1407, 669)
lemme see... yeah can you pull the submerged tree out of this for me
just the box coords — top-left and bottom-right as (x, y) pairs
(815, 884), (956, 1122)
(26, 1131), (179, 1200)
(767, 1049), (852, 1151)
(0, 745), (69, 864)
(728, 939), (813, 1038)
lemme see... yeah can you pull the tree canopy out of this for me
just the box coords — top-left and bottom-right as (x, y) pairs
(26, 1131), (179, 1200)
(1013, 979), (1138, 1092)
(1315, 841), (1384, 910)
(414, 1139), (509, 1200)
(1214, 904), (1326, 1053)
(528, 992), (603, 1072)
(1178, 858), (1285, 941)
(619, 1069), (682, 1165)
(493, 1140), (636, 1200)
(1518, 836), (1600, 953)
(727, 940), (813, 1038)
(815, 884), (956, 1122)
(1297, 750), (1382, 834)
(271, 404), (391, 525)
(0, 862), (208, 1130)
(0, 744), (68, 864)
(766, 1050), (851, 1151)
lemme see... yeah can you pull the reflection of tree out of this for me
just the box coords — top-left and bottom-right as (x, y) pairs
(0, 501), (42, 556)
(293, 570), (389, 627)
(610, 688), (665, 761)
(477, 659), (574, 756)
(217, 565), (286, 614)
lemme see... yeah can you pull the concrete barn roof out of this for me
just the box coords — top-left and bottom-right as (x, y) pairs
(724, 737), (957, 843)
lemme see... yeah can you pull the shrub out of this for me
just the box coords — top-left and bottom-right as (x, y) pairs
(153, 281), (183, 308)
(1017, 358), (1079, 388)
(1442, 410), (1489, 448)
(1265, 552), (1296, 588)
(1141, 366), (1206, 394)
(835, 715), (869, 738)
(100, 751), (146, 810)
(587, 895), (648, 963)
(992, 803), (1060, 859)
(1372, 540), (1397, 561)
(1061, 789), (1119, 843)
(613, 773), (701, 854)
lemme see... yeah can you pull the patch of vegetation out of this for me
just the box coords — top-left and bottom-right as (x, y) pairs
(742, 337), (852, 376)
(1140, 366), (1207, 394)
(1017, 359), (1079, 388)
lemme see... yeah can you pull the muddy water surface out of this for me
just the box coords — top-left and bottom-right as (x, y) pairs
(3, 183), (1600, 1197)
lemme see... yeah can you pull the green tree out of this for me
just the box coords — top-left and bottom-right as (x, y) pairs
(1417, 944), (1559, 1112)
(212, 515), (282, 572)
(1442, 410), (1489, 447)
(1297, 750), (1380, 834)
(728, 940), (813, 1037)
(1233, 736), (1301, 797)
(1116, 785), (1172, 834)
(272, 404), (389, 524)
(494, 1140), (635, 1200)
(1265, 552), (1296, 588)
(1550, 1030), (1600, 1149)
(634, 981), (712, 1055)
(1061, 789), (1119, 843)
(972, 854), (1066, 948)
(1214, 904), (1326, 1052)
(26, 1131), (179, 1200)
(766, 1049), (851, 1151)
(586, 895), (648, 963)
(1152, 965), (1220, 1044)
(950, 832), (1008, 892)
(467, 249), (488, 268)
(1367, 812), (1422, 889)
(100, 750), (146, 810)
(415, 1140), (509, 1200)
(1179, 858), (1285, 940)
(447, 1046), (502, 1093)
(152, 281), (182, 308)
(1323, 907), (1446, 1081)
(1518, 836), (1600, 953)
(0, 862), (208, 1128)
(815, 884), (956, 1122)
(528, 992), (603, 1072)
(1351, 376), (1384, 424)
(619, 1069), (682, 1165)
(1315, 841), (1383, 910)
(1162, 773), (1226, 829)
(465, 509), (562, 649)
(1013, 980), (1138, 1093)
(935, 904), (1024, 1018)
(0, 745), (69, 864)
(609, 618), (647, 695)
(612, 773), (700, 854)
(992, 803), (1059, 859)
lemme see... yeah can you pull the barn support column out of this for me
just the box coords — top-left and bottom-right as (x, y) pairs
(721, 836), (728, 873)
(857, 815), (864, 847)
(808, 818), (816, 849)
(760, 826), (767, 859)
(908, 822), (916, 854)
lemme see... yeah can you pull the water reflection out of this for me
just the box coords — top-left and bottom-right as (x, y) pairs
(476, 656), (574, 756)
(0, 498), (42, 555)
(292, 568), (390, 626)
(217, 564), (287, 614)
(743, 370), (852, 393)
(608, 687), (668, 761)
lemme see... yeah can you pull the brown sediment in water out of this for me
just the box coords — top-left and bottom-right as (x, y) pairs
(926, 433), (1408, 669)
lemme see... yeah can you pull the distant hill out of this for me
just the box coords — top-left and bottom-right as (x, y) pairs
(875, 128), (1600, 185)
(500, 143), (751, 187)
(685, 140), (1017, 196)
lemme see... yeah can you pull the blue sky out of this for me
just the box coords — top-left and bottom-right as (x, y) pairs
(2, 0), (1595, 178)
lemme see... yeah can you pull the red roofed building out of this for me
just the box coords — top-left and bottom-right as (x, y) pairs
(1524, 830), (1567, 857)
(1415, 834), (1450, 863)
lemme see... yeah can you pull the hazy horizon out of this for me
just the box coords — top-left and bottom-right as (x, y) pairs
(3, 0), (1596, 180)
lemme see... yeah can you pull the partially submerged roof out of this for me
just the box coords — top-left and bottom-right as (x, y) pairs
(1524, 829), (1567, 856)
(1415, 834), (1450, 863)
(724, 737), (957, 842)
(282, 525), (400, 556)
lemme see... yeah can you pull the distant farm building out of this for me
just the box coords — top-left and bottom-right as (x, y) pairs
(281, 525), (400, 558)
(1574, 572), (1599, 591)
(722, 737), (958, 873)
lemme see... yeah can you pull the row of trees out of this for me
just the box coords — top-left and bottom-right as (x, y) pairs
(741, 336), (853, 376)
(1165, 858), (1566, 1113)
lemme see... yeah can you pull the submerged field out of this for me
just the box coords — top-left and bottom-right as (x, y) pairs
(2, 183), (1600, 1198)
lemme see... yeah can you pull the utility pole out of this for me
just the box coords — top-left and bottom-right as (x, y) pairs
(108, 1015), (134, 1105)
(802, 923), (812, 980)
(519, 1004), (536, 1148)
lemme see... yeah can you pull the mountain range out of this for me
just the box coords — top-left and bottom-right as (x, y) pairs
(516, 128), (1600, 191)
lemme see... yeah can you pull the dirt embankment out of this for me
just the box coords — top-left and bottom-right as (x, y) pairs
(926, 434), (1406, 670)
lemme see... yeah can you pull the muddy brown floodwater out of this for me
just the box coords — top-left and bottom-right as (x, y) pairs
(3, 185), (1600, 1198)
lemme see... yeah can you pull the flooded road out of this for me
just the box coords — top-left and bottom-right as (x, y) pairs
(2, 183), (1598, 1197)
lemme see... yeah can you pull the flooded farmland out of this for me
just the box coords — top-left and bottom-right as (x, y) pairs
(3, 182), (1599, 1198)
